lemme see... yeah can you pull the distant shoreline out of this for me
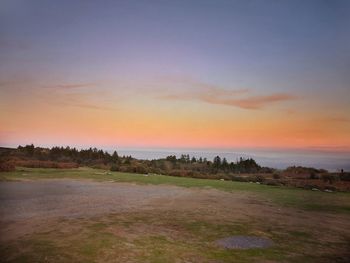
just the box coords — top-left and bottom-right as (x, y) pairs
(115, 148), (350, 171)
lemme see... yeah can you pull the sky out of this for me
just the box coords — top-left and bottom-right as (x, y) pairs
(1, 0), (350, 152)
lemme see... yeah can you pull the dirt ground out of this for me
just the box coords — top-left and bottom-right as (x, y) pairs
(1, 179), (349, 262)
(0, 179), (192, 222)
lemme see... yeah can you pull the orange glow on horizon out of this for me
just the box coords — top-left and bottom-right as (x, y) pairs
(1, 77), (350, 151)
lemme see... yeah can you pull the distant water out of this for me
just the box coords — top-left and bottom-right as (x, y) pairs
(112, 148), (350, 172)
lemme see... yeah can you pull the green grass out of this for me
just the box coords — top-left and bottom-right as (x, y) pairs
(1, 224), (125, 263)
(2, 211), (345, 263)
(2, 167), (350, 214)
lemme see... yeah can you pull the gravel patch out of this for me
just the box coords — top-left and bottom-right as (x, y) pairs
(216, 235), (274, 249)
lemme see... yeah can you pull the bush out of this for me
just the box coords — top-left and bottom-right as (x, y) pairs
(309, 172), (320, 179)
(118, 166), (128, 172)
(119, 164), (149, 174)
(285, 166), (321, 175)
(0, 161), (15, 172)
(339, 172), (350, 181)
(231, 176), (249, 182)
(110, 164), (119, 171)
(303, 184), (319, 190)
(10, 160), (78, 169)
(265, 179), (281, 186)
(321, 174), (339, 184)
(168, 169), (186, 177)
(149, 167), (162, 175)
(273, 173), (281, 179)
(254, 175), (265, 182)
(324, 185), (337, 191)
(133, 165), (148, 174)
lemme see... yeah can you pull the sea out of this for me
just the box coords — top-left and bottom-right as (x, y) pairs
(111, 147), (350, 172)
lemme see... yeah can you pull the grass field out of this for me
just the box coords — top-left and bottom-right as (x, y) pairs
(2, 167), (350, 214)
(1, 167), (350, 262)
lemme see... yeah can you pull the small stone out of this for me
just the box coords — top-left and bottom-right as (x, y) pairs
(216, 236), (274, 249)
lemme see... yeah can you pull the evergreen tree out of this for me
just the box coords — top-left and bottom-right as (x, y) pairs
(213, 156), (221, 168)
(222, 157), (228, 168)
(112, 151), (119, 162)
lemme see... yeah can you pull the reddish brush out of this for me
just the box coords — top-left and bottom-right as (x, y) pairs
(9, 160), (79, 169)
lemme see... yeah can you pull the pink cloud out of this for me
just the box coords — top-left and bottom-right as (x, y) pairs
(213, 93), (297, 109)
(45, 83), (96, 89)
(156, 77), (296, 110)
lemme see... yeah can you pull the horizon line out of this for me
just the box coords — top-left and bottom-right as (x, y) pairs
(2, 143), (350, 155)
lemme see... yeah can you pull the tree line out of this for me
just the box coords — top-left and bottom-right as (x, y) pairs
(10, 144), (271, 175)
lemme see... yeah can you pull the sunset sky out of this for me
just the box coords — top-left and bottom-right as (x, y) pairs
(1, 0), (350, 151)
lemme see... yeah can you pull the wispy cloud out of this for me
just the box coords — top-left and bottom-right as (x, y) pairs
(218, 93), (296, 109)
(156, 76), (296, 110)
(155, 75), (250, 96)
(41, 88), (114, 111)
(0, 78), (114, 111)
(324, 117), (350, 123)
(56, 101), (113, 110)
(44, 83), (96, 89)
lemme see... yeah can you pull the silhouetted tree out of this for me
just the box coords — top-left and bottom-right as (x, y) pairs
(24, 144), (35, 156)
(213, 156), (221, 168)
(222, 157), (228, 169)
(112, 151), (119, 162)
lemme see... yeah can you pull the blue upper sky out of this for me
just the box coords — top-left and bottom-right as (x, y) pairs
(1, 0), (349, 93)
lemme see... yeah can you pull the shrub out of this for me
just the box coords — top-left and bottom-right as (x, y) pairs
(309, 172), (320, 179)
(321, 174), (339, 184)
(133, 165), (148, 174)
(324, 185), (337, 191)
(10, 160), (78, 169)
(339, 172), (350, 181)
(303, 184), (319, 190)
(273, 173), (281, 179)
(168, 169), (186, 177)
(149, 167), (162, 175)
(255, 175), (265, 182)
(265, 179), (281, 186)
(231, 176), (249, 182)
(0, 161), (15, 172)
(110, 164), (119, 171)
(118, 166), (128, 172)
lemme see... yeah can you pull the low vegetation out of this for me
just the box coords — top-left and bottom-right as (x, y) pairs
(1, 145), (349, 191)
